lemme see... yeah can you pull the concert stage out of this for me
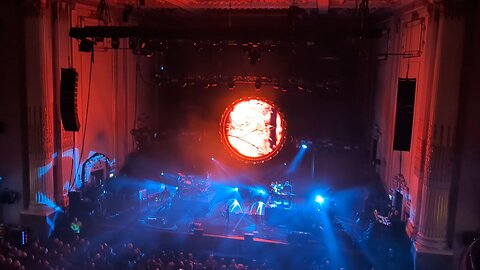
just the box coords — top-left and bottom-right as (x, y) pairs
(68, 147), (414, 269)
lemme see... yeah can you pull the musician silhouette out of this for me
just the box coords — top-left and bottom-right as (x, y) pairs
(225, 204), (230, 226)
(283, 181), (293, 207)
(283, 181), (292, 193)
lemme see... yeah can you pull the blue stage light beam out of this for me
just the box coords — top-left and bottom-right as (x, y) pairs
(315, 195), (325, 204)
(287, 146), (308, 174)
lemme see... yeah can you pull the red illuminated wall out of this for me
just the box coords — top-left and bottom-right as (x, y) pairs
(0, 2), (156, 223)
(64, 4), (158, 198)
(373, 2), (480, 267)
(374, 6), (435, 231)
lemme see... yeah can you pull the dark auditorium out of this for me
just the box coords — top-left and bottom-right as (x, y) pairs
(1, 0), (480, 269)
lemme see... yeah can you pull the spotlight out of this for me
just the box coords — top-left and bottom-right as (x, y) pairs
(284, 162), (287, 166)
(258, 189), (266, 195)
(228, 80), (235, 90)
(315, 195), (325, 204)
(109, 173), (114, 178)
(129, 37), (137, 50)
(234, 187), (239, 192)
(111, 37), (120, 49)
(79, 39), (95, 52)
(161, 172), (164, 176)
(255, 78), (262, 90)
(248, 49), (261, 65)
(211, 157), (215, 161)
(301, 144), (308, 149)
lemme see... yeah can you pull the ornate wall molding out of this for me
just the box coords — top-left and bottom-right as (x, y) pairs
(423, 124), (455, 185)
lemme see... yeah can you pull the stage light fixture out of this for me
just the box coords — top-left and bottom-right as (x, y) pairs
(234, 187), (239, 192)
(258, 189), (266, 195)
(122, 4), (133, 22)
(301, 144), (308, 149)
(228, 80), (235, 90)
(315, 195), (325, 204)
(255, 79), (262, 90)
(161, 172), (164, 176)
(211, 157), (215, 161)
(248, 49), (261, 65)
(111, 37), (119, 49)
(79, 39), (95, 52)
(129, 37), (137, 50)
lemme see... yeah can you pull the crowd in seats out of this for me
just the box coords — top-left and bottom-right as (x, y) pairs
(0, 235), (276, 270)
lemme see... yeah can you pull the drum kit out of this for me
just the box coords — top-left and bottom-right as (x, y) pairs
(269, 181), (295, 208)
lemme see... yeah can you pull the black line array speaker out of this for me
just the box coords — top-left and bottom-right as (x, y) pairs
(393, 78), (416, 151)
(60, 68), (80, 131)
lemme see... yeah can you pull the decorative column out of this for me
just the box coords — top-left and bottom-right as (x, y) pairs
(412, 5), (465, 269)
(416, 124), (454, 250)
(406, 4), (442, 239)
(20, 0), (57, 239)
(51, 0), (72, 207)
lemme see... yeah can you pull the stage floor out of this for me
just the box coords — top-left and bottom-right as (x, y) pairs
(81, 197), (413, 270)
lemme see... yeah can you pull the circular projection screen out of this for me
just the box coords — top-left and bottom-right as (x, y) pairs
(220, 97), (286, 163)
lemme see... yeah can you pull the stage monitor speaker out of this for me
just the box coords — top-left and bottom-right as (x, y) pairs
(393, 78), (416, 151)
(244, 233), (254, 242)
(60, 68), (80, 131)
(193, 228), (204, 237)
(287, 231), (312, 245)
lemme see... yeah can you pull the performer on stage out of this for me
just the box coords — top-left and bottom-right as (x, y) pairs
(225, 204), (230, 226)
(160, 186), (171, 202)
(283, 180), (292, 193)
(283, 180), (293, 207)
(159, 186), (171, 210)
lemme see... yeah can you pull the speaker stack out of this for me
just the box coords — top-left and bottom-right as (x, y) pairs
(393, 78), (416, 151)
(60, 68), (80, 132)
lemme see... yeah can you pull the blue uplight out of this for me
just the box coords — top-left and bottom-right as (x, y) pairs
(315, 195), (325, 204)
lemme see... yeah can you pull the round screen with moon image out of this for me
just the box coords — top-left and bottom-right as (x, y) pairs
(220, 97), (287, 163)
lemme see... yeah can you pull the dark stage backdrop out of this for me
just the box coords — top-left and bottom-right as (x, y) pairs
(127, 43), (373, 190)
